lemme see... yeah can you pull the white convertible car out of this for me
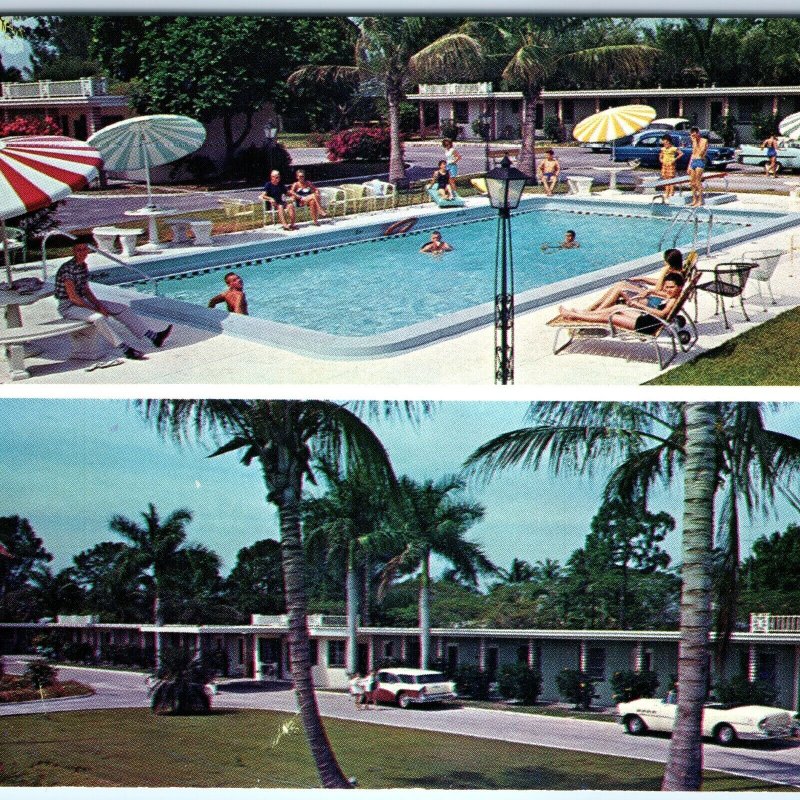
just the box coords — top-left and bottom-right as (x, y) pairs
(617, 696), (796, 745)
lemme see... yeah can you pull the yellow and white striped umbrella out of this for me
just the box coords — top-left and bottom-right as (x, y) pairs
(779, 111), (800, 139)
(573, 104), (657, 144)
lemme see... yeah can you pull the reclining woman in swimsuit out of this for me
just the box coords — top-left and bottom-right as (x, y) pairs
(558, 271), (685, 333)
(583, 248), (689, 310)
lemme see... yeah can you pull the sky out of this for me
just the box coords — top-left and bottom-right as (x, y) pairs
(1, 399), (799, 580)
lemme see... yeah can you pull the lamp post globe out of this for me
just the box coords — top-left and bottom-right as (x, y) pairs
(485, 155), (527, 385)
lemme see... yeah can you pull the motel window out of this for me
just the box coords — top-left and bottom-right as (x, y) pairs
(587, 647), (606, 681)
(509, 100), (521, 115)
(328, 640), (346, 668)
(237, 638), (244, 665)
(454, 101), (469, 124)
(309, 639), (318, 667)
(383, 641), (394, 659)
(736, 97), (762, 124)
(517, 645), (529, 664)
(668, 98), (681, 117)
(561, 99), (575, 123)
(642, 650), (653, 673)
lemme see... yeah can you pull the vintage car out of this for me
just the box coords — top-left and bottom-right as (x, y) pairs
(372, 667), (458, 709)
(580, 118), (691, 154)
(617, 695), (796, 745)
(737, 139), (800, 173)
(612, 130), (736, 170)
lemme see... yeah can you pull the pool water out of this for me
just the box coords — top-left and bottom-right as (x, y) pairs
(141, 205), (757, 337)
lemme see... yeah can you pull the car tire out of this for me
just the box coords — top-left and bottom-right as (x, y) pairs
(397, 693), (412, 709)
(714, 723), (737, 745)
(624, 715), (648, 735)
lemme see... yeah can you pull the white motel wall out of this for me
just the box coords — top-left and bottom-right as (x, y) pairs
(2, 614), (799, 710)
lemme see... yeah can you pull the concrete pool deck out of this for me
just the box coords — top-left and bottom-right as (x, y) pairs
(5, 191), (800, 387)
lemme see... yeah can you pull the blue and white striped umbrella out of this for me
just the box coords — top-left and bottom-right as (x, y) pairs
(779, 111), (800, 140)
(88, 115), (206, 207)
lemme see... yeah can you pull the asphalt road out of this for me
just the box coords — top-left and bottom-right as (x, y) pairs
(3, 661), (800, 788)
(53, 143), (787, 233)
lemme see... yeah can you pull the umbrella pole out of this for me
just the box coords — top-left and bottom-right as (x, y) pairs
(142, 134), (154, 208)
(1, 219), (12, 286)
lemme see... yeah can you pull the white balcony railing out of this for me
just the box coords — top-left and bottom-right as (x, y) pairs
(250, 613), (349, 627)
(0, 77), (108, 101)
(750, 613), (800, 633)
(418, 82), (493, 96)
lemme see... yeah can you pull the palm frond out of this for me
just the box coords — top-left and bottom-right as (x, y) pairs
(409, 33), (483, 83)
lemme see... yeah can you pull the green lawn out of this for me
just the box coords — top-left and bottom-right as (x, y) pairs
(0, 708), (788, 790)
(650, 307), (800, 385)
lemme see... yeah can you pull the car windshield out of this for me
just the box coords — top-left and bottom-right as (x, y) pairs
(413, 672), (447, 684)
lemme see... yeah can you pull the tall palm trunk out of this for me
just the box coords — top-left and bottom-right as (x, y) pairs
(268, 443), (351, 790)
(517, 87), (541, 180)
(153, 589), (162, 668)
(419, 549), (431, 669)
(387, 80), (407, 186)
(662, 403), (718, 791)
(345, 540), (359, 676)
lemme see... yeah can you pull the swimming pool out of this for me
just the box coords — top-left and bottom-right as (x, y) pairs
(106, 197), (799, 358)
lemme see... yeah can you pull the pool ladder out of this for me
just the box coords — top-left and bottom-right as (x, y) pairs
(658, 207), (714, 255)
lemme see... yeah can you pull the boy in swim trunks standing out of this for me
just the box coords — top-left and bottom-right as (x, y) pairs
(687, 127), (708, 207)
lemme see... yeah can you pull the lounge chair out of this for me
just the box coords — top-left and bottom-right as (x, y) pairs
(361, 180), (396, 211)
(338, 183), (368, 215)
(427, 186), (465, 208)
(547, 272), (700, 370)
(219, 198), (257, 230)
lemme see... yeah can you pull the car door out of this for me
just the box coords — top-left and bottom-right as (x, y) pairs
(651, 699), (679, 732)
(634, 134), (663, 167)
(374, 671), (397, 704)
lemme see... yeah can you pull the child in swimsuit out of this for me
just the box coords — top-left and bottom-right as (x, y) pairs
(538, 149), (560, 196)
(431, 161), (455, 200)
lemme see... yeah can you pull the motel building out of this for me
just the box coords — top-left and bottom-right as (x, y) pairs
(1, 612), (799, 710)
(407, 82), (800, 143)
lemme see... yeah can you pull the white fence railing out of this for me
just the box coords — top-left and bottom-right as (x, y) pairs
(1, 77), (108, 101)
(250, 613), (348, 627)
(750, 613), (800, 633)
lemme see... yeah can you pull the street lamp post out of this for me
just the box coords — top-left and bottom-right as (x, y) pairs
(485, 155), (527, 385)
(264, 121), (278, 175)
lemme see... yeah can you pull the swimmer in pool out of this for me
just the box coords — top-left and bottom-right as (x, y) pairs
(420, 230), (453, 254)
(541, 230), (579, 251)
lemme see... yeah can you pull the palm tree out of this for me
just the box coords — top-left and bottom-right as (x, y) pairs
(149, 646), (213, 716)
(465, 401), (800, 790)
(290, 17), (480, 185)
(138, 400), (400, 790)
(413, 17), (655, 178)
(302, 459), (391, 675)
(379, 475), (492, 669)
(494, 557), (537, 585)
(109, 504), (193, 666)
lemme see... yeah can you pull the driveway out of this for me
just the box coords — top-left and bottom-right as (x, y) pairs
(3, 662), (799, 787)
(54, 142), (787, 232)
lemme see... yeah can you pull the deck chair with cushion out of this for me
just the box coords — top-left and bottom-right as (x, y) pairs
(695, 261), (753, 329)
(547, 271), (700, 370)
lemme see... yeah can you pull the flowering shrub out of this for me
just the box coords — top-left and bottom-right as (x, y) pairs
(326, 126), (394, 162)
(556, 669), (600, 710)
(0, 116), (61, 137)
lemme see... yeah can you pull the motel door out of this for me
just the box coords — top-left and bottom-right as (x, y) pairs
(259, 638), (282, 679)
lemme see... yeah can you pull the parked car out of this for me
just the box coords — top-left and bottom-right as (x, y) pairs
(372, 667), (457, 709)
(737, 138), (800, 173)
(617, 696), (796, 745)
(612, 130), (736, 170)
(579, 119), (690, 154)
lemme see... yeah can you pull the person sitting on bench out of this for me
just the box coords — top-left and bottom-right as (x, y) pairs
(55, 242), (172, 361)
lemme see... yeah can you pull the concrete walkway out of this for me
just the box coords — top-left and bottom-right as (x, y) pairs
(5, 192), (800, 386)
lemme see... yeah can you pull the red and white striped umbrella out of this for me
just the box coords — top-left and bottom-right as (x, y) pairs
(0, 136), (102, 282)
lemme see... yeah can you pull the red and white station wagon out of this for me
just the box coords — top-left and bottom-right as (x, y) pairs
(373, 668), (458, 709)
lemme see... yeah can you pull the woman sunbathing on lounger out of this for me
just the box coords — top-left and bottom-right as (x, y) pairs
(558, 272), (685, 333)
(588, 248), (691, 304)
